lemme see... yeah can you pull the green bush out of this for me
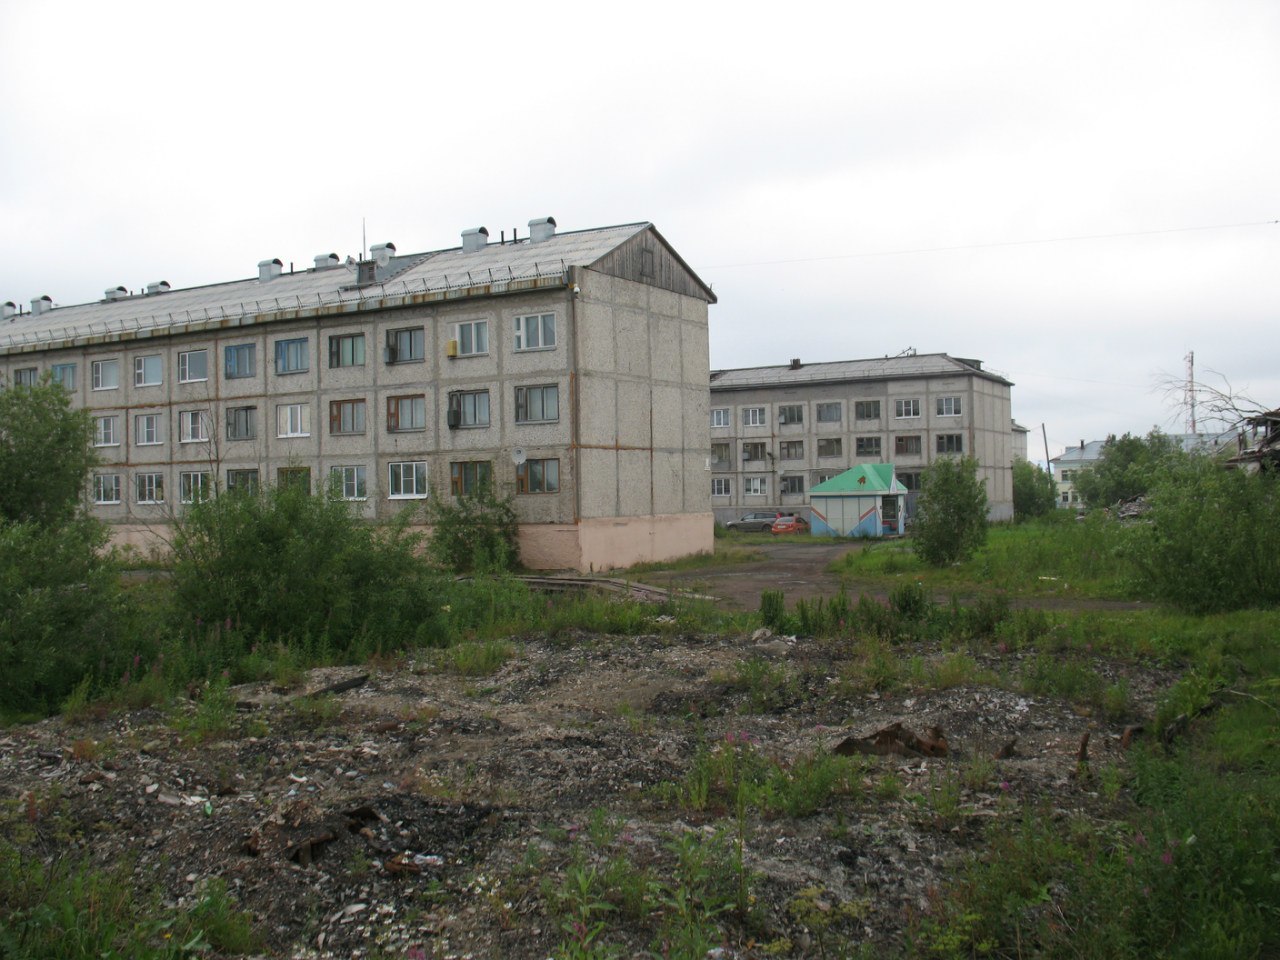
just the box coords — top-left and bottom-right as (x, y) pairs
(425, 483), (520, 573)
(912, 457), (989, 566)
(0, 377), (96, 526)
(1013, 460), (1058, 521)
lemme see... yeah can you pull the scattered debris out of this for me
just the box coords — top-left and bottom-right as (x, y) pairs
(832, 721), (949, 758)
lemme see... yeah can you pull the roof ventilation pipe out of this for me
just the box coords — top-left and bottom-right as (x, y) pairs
(145, 281), (171, 295)
(104, 286), (128, 301)
(370, 242), (396, 268)
(2, 301), (16, 320)
(528, 216), (556, 243)
(314, 253), (340, 270)
(461, 227), (489, 253)
(789, 358), (802, 370)
(258, 258), (283, 282)
(31, 295), (52, 316)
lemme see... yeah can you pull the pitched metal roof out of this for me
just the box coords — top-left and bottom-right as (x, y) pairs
(710, 353), (1012, 390)
(811, 463), (907, 495)
(1, 222), (652, 354)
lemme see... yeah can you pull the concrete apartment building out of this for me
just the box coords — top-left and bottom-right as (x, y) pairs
(708, 353), (1015, 522)
(0, 218), (717, 571)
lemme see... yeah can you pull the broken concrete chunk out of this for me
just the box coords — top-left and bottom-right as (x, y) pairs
(832, 721), (949, 758)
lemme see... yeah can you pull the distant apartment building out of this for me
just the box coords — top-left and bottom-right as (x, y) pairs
(0, 218), (716, 571)
(708, 353), (1015, 522)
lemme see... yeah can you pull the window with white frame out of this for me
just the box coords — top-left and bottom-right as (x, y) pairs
(226, 469), (259, 494)
(179, 410), (209, 442)
(711, 477), (731, 497)
(387, 394), (426, 432)
(329, 333), (366, 368)
(92, 359), (120, 390)
(179, 471), (211, 504)
(817, 437), (842, 458)
(936, 434), (963, 454)
(856, 436), (882, 457)
(225, 343), (255, 379)
(454, 320), (488, 356)
(93, 474), (121, 504)
(276, 403), (310, 437)
(226, 406), (256, 440)
(450, 389), (491, 428)
(816, 402), (841, 423)
(781, 475), (805, 495)
(385, 327), (424, 364)
(388, 461), (428, 498)
(94, 415), (119, 447)
(329, 399), (366, 435)
(274, 337), (309, 374)
(13, 367), (37, 386)
(134, 354), (162, 387)
(895, 435), (922, 455)
(711, 408), (730, 428)
(135, 472), (164, 504)
(742, 441), (766, 462)
(450, 460), (493, 496)
(51, 363), (76, 391)
(780, 440), (804, 460)
(514, 384), (557, 423)
(744, 476), (767, 496)
(742, 407), (766, 427)
(514, 313), (556, 351)
(778, 404), (803, 425)
(330, 465), (367, 500)
(854, 400), (880, 420)
(517, 458), (559, 494)
(936, 396), (962, 417)
(894, 399), (920, 419)
(135, 413), (162, 445)
(178, 349), (208, 383)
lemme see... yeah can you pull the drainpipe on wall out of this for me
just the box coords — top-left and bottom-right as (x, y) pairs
(568, 266), (582, 528)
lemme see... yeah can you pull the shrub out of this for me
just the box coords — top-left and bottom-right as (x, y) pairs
(1012, 460), (1057, 521)
(425, 483), (520, 573)
(912, 457), (988, 566)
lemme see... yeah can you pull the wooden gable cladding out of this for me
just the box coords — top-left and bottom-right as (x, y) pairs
(589, 227), (717, 303)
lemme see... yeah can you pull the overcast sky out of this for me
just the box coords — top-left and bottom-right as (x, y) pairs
(2, 0), (1276, 462)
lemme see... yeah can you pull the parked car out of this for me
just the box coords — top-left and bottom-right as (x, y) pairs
(771, 514), (810, 535)
(724, 511), (781, 532)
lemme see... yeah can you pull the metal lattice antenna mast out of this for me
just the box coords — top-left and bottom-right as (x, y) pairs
(1185, 350), (1196, 433)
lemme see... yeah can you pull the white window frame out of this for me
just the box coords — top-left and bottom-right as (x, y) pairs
(514, 313), (556, 351)
(330, 465), (367, 500)
(179, 471), (211, 504)
(179, 410), (210, 443)
(744, 476), (767, 496)
(514, 384), (558, 424)
(135, 472), (164, 504)
(936, 396), (962, 417)
(94, 415), (119, 447)
(133, 354), (163, 387)
(135, 413), (162, 446)
(388, 461), (428, 499)
(894, 399), (921, 419)
(711, 408), (730, 428)
(93, 474), (121, 504)
(712, 477), (732, 497)
(178, 349), (208, 383)
(454, 320), (489, 356)
(743, 407), (766, 427)
(92, 359), (120, 391)
(277, 403), (310, 438)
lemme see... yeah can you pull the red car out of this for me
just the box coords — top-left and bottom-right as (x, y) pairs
(770, 514), (809, 535)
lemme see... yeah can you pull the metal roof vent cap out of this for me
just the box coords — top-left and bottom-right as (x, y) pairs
(145, 281), (171, 295)
(258, 258), (283, 283)
(461, 227), (489, 253)
(31, 295), (52, 316)
(104, 286), (128, 301)
(529, 216), (557, 243)
(370, 242), (396, 268)
(2, 301), (15, 321)
(314, 253), (340, 270)
(789, 358), (802, 370)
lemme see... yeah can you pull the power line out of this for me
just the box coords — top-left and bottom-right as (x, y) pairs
(704, 218), (1279, 269)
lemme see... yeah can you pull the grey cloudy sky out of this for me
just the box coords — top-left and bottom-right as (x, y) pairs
(2, 0), (1276, 461)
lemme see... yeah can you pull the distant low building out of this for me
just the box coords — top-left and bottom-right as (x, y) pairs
(1050, 429), (1239, 507)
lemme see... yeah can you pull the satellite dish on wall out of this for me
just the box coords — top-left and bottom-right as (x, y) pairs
(511, 447), (527, 465)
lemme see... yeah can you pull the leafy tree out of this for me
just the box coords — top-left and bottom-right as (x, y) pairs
(1126, 459), (1280, 613)
(912, 457), (989, 566)
(1073, 430), (1186, 507)
(0, 375), (96, 525)
(425, 483), (520, 573)
(1012, 460), (1058, 521)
